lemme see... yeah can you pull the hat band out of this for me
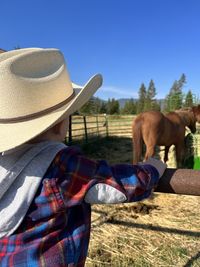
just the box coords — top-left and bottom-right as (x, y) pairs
(0, 91), (75, 123)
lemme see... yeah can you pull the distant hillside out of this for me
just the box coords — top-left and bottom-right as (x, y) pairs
(117, 98), (165, 110)
(94, 97), (165, 110)
(0, 48), (6, 53)
(117, 98), (137, 108)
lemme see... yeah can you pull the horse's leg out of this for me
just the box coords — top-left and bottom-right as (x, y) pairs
(132, 120), (143, 164)
(133, 137), (143, 164)
(132, 116), (150, 164)
(164, 146), (170, 162)
(144, 144), (156, 161)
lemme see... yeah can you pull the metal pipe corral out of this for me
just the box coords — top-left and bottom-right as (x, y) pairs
(155, 168), (200, 196)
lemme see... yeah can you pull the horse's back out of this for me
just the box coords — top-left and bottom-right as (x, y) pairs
(132, 109), (191, 164)
(133, 111), (165, 129)
(165, 112), (186, 134)
(133, 111), (165, 142)
(165, 111), (182, 123)
(133, 110), (181, 146)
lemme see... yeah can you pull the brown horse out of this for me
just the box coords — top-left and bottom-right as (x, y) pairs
(132, 105), (200, 167)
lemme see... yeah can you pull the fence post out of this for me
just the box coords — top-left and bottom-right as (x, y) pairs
(96, 115), (99, 136)
(104, 114), (109, 137)
(83, 115), (88, 142)
(68, 115), (72, 143)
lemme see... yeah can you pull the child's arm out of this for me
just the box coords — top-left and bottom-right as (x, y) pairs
(85, 157), (166, 204)
(55, 147), (166, 206)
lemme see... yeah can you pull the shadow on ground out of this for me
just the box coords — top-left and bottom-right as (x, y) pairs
(72, 136), (161, 164)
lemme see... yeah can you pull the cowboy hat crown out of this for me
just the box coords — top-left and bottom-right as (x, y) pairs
(0, 48), (102, 152)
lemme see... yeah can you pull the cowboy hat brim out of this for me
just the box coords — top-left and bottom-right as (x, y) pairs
(0, 74), (102, 153)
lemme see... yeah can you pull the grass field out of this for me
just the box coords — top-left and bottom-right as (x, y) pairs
(77, 136), (200, 267)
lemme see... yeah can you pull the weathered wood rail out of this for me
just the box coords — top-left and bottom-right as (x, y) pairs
(156, 168), (200, 196)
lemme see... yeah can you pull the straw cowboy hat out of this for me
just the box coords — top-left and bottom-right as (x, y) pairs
(0, 48), (103, 153)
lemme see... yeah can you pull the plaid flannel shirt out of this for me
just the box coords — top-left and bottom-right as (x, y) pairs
(0, 146), (159, 267)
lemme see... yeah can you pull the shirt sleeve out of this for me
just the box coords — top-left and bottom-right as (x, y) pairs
(54, 146), (159, 207)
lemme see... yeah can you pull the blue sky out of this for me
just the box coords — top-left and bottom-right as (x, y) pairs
(1, 0), (200, 100)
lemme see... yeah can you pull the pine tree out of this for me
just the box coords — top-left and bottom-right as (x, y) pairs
(99, 101), (107, 114)
(137, 83), (146, 113)
(121, 99), (137, 114)
(184, 90), (193, 107)
(151, 100), (161, 111)
(177, 73), (186, 92)
(165, 73), (186, 111)
(144, 79), (157, 111)
(79, 97), (97, 114)
(147, 79), (156, 99)
(107, 98), (120, 114)
(93, 98), (102, 114)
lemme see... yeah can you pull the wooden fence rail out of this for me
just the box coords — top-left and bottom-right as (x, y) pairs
(67, 114), (200, 143)
(66, 114), (135, 144)
(66, 114), (200, 168)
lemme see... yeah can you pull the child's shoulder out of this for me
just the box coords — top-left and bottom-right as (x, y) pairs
(46, 144), (98, 180)
(52, 145), (83, 165)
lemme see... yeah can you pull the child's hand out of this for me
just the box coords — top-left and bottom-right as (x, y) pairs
(141, 157), (167, 178)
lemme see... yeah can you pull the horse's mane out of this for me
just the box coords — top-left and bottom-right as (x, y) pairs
(175, 105), (200, 121)
(176, 105), (200, 113)
(175, 107), (192, 112)
(192, 104), (200, 116)
(174, 108), (195, 127)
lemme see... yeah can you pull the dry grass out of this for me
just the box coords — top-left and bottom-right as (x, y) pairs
(78, 136), (200, 267)
(86, 195), (200, 267)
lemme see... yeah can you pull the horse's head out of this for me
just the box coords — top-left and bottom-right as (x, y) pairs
(192, 105), (200, 123)
(187, 108), (197, 134)
(188, 120), (196, 134)
(176, 108), (197, 134)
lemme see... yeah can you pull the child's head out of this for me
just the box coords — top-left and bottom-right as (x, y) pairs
(0, 48), (102, 152)
(29, 118), (69, 143)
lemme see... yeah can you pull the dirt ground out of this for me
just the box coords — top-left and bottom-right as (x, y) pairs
(78, 136), (200, 267)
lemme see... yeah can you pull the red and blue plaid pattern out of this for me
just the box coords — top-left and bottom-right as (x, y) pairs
(0, 146), (159, 267)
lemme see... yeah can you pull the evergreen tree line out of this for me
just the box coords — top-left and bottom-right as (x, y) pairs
(78, 74), (198, 115)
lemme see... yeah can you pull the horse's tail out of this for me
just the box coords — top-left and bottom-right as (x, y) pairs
(132, 116), (143, 164)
